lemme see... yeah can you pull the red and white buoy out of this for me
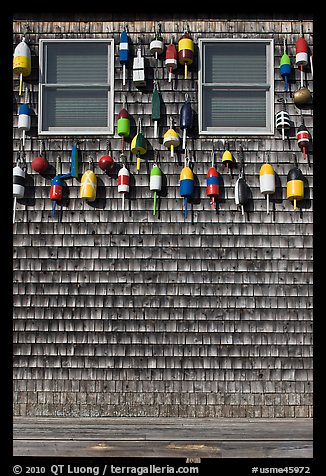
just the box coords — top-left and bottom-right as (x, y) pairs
(296, 25), (309, 87)
(297, 121), (310, 161)
(118, 163), (130, 210)
(165, 38), (177, 82)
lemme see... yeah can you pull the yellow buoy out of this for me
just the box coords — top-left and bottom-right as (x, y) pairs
(80, 169), (97, 202)
(13, 37), (31, 96)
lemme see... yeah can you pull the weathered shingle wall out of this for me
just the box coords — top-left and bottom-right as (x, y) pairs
(13, 15), (313, 417)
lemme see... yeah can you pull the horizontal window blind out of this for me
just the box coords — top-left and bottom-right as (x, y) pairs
(46, 43), (108, 84)
(203, 89), (266, 128)
(43, 88), (108, 129)
(204, 42), (267, 84)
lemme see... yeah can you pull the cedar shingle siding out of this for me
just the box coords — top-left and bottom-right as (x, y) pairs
(13, 14), (313, 417)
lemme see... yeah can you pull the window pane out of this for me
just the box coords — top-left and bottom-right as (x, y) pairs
(46, 42), (108, 84)
(203, 89), (266, 128)
(204, 42), (267, 84)
(43, 88), (108, 128)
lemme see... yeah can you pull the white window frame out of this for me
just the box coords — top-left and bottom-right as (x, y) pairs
(38, 38), (114, 136)
(198, 38), (274, 135)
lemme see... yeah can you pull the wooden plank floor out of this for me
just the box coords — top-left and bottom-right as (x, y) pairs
(13, 417), (313, 458)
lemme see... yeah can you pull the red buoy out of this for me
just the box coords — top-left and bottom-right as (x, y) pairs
(98, 155), (115, 172)
(32, 155), (49, 174)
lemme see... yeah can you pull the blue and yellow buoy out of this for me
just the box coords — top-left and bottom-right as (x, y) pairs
(180, 163), (194, 219)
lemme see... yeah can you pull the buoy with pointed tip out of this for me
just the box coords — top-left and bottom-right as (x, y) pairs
(276, 110), (291, 141)
(178, 31), (194, 79)
(150, 163), (163, 216)
(259, 163), (275, 215)
(297, 123), (310, 160)
(206, 159), (220, 210)
(180, 95), (193, 150)
(120, 29), (129, 86)
(165, 39), (178, 82)
(70, 143), (79, 179)
(235, 146), (250, 215)
(287, 166), (304, 211)
(13, 37), (31, 96)
(133, 45), (146, 87)
(280, 39), (291, 92)
(151, 82), (161, 138)
(163, 123), (180, 158)
(118, 164), (130, 210)
(180, 161), (194, 219)
(131, 120), (147, 173)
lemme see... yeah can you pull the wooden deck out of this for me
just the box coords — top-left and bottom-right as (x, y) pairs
(13, 417), (313, 458)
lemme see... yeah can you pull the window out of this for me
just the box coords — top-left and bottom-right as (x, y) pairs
(38, 39), (114, 135)
(198, 38), (274, 135)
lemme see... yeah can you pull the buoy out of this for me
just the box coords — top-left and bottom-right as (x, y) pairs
(13, 155), (26, 224)
(131, 119), (147, 173)
(18, 88), (31, 147)
(80, 160), (97, 202)
(133, 45), (146, 87)
(296, 25), (309, 87)
(165, 38), (178, 82)
(32, 140), (49, 174)
(280, 39), (291, 92)
(180, 94), (193, 150)
(180, 158), (194, 219)
(221, 143), (234, 173)
(163, 121), (180, 158)
(150, 162), (162, 216)
(150, 23), (164, 60)
(206, 153), (220, 210)
(259, 163), (275, 215)
(120, 28), (129, 86)
(178, 29), (194, 79)
(235, 145), (250, 215)
(118, 163), (130, 210)
(98, 154), (115, 173)
(297, 122), (310, 161)
(275, 109), (291, 141)
(50, 175), (64, 220)
(293, 86), (312, 107)
(117, 102), (130, 153)
(287, 166), (304, 211)
(151, 81), (161, 138)
(13, 36), (31, 96)
(70, 142), (79, 179)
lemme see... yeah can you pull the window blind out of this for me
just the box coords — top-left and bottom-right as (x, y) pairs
(39, 39), (114, 134)
(46, 43), (108, 84)
(198, 39), (274, 135)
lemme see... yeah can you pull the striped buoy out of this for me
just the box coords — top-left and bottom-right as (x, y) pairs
(178, 30), (194, 79)
(296, 25), (309, 87)
(180, 160), (194, 219)
(120, 28), (129, 86)
(163, 119), (180, 158)
(297, 122), (310, 160)
(165, 39), (178, 82)
(275, 110), (291, 141)
(13, 155), (26, 224)
(118, 164), (130, 210)
(287, 166), (304, 211)
(206, 152), (220, 210)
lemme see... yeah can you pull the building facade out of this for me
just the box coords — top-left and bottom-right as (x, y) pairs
(13, 13), (313, 418)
